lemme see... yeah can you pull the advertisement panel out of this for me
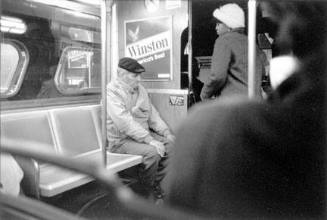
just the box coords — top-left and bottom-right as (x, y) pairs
(125, 16), (172, 81)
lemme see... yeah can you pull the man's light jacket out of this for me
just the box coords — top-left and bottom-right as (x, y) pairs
(106, 79), (171, 150)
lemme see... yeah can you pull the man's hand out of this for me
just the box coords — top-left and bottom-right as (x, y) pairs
(149, 140), (166, 157)
(166, 134), (176, 143)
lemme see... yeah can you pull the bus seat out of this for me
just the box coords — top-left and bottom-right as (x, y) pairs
(0, 111), (57, 198)
(36, 106), (102, 197)
(1, 105), (142, 198)
(0, 112), (57, 154)
(40, 105), (141, 197)
(89, 105), (102, 147)
(49, 107), (100, 156)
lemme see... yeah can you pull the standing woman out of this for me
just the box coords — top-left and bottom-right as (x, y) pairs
(200, 3), (265, 100)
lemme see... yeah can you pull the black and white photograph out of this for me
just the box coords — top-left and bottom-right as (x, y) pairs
(1, 0), (326, 219)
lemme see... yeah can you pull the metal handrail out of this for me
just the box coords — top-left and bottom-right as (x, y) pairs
(0, 138), (208, 220)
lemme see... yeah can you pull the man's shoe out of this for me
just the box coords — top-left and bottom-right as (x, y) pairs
(153, 184), (164, 200)
(155, 198), (164, 206)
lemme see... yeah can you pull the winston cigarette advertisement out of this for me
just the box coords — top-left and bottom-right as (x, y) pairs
(125, 16), (172, 80)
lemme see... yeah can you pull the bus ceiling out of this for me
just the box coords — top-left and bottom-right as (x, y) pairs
(2, 0), (100, 27)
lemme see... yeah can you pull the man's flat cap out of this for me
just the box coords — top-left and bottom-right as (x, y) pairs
(118, 57), (145, 74)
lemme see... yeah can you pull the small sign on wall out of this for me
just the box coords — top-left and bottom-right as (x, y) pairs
(124, 16), (172, 81)
(169, 95), (184, 106)
(165, 0), (181, 10)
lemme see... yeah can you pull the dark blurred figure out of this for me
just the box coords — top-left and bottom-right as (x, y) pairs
(37, 62), (64, 98)
(166, 1), (326, 219)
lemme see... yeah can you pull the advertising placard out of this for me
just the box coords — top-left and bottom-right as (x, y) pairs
(125, 16), (172, 81)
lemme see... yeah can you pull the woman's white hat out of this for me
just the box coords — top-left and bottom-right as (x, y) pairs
(213, 3), (245, 29)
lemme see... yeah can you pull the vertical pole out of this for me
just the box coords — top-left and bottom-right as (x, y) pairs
(0, 0), (1, 182)
(188, 0), (193, 105)
(324, 5), (327, 217)
(248, 0), (257, 99)
(101, 0), (113, 167)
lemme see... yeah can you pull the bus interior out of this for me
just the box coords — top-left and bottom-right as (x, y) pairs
(1, 0), (325, 219)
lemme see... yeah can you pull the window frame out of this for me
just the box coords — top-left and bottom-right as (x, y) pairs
(1, 95), (100, 111)
(0, 39), (30, 99)
(54, 46), (101, 95)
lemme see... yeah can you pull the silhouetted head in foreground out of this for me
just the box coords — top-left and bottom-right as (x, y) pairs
(262, 1), (327, 64)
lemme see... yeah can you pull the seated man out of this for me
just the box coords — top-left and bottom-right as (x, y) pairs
(106, 57), (175, 200)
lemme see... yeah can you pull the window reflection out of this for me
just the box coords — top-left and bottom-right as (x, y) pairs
(0, 40), (29, 98)
(0, 16), (27, 34)
(1, 43), (20, 92)
(54, 47), (101, 95)
(1, 0), (101, 108)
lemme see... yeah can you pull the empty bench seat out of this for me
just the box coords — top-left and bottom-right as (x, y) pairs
(39, 151), (142, 197)
(1, 105), (142, 198)
(0, 110), (57, 198)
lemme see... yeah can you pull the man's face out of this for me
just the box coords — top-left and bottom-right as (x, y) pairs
(122, 71), (141, 89)
(216, 22), (230, 36)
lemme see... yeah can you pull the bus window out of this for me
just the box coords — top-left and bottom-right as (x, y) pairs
(0, 40), (29, 99)
(53, 47), (101, 95)
(1, 0), (101, 110)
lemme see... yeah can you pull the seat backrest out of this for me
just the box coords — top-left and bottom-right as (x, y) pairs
(49, 106), (101, 157)
(89, 105), (102, 148)
(0, 110), (57, 198)
(0, 111), (57, 159)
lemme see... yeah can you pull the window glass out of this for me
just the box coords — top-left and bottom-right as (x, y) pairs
(54, 47), (101, 95)
(0, 16), (27, 34)
(1, 43), (20, 91)
(0, 40), (29, 98)
(1, 0), (101, 109)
